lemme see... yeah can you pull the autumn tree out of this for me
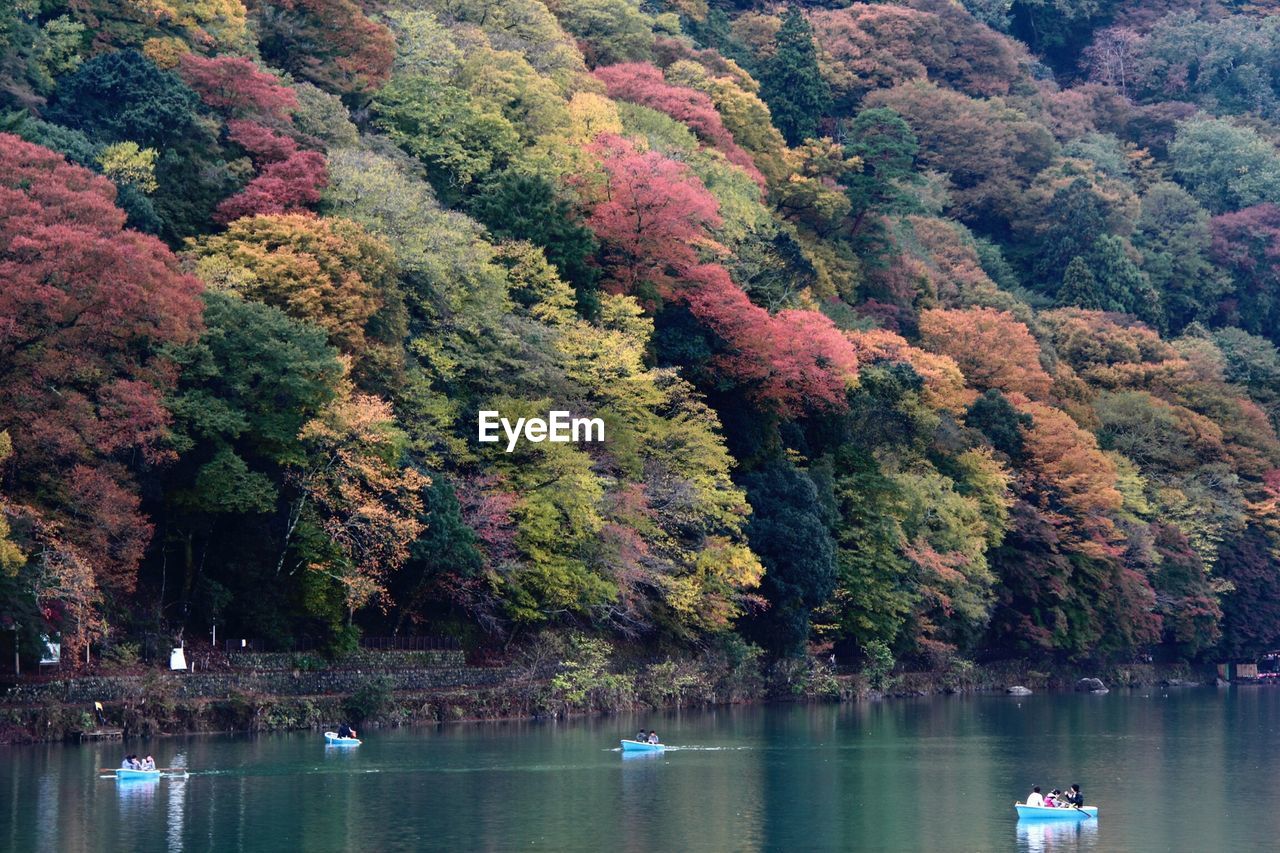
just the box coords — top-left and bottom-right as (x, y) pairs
(186, 214), (402, 384)
(214, 150), (328, 223)
(593, 62), (763, 185)
(178, 53), (297, 122)
(0, 134), (203, 649)
(1151, 523), (1221, 657)
(1209, 204), (1280, 346)
(919, 308), (1052, 398)
(584, 134), (722, 304)
(1018, 400), (1124, 558)
(250, 0), (394, 97)
(289, 384), (428, 627)
(865, 81), (1056, 228)
(1217, 525), (1280, 658)
(809, 2), (1025, 110)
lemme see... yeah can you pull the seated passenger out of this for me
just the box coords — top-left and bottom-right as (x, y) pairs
(1025, 786), (1045, 807)
(647, 730), (659, 745)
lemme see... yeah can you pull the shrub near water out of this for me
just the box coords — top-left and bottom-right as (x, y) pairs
(343, 676), (395, 724)
(547, 634), (636, 714)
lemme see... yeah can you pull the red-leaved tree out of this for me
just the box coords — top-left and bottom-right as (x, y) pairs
(682, 265), (859, 415)
(214, 150), (328, 223)
(0, 134), (203, 652)
(585, 134), (723, 303)
(226, 118), (300, 166)
(593, 63), (766, 187)
(585, 134), (858, 414)
(179, 53), (299, 122)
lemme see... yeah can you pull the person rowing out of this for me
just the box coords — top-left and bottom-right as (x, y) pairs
(337, 722), (357, 739)
(1064, 784), (1085, 809)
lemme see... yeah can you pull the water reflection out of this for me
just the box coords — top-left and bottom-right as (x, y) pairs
(115, 775), (160, 821)
(1017, 818), (1100, 852)
(1, 691), (1279, 851)
(167, 753), (188, 853)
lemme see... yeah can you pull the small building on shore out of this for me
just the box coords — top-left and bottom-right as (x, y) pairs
(1218, 661), (1260, 682)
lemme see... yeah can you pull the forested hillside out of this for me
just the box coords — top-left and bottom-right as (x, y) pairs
(2, 0), (1280, 671)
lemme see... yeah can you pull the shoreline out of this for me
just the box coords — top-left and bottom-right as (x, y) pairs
(0, 656), (1219, 746)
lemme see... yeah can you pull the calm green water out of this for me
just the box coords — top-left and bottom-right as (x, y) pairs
(2, 688), (1278, 852)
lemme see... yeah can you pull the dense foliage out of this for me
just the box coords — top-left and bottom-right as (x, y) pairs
(3, 0), (1279, 667)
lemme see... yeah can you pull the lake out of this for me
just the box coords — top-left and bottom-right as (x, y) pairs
(2, 687), (1278, 851)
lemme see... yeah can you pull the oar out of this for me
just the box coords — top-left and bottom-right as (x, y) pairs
(1075, 804), (1093, 820)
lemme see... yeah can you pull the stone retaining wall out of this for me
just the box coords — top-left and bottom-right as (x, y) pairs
(226, 649), (465, 670)
(2, 667), (509, 705)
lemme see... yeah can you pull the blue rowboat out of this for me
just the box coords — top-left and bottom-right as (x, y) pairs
(620, 739), (664, 752)
(324, 731), (361, 746)
(115, 768), (161, 781)
(1015, 803), (1098, 820)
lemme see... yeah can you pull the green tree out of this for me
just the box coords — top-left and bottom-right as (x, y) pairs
(47, 49), (201, 148)
(1169, 118), (1280, 214)
(757, 6), (830, 146)
(467, 171), (600, 315)
(1058, 255), (1103, 310)
(966, 389), (1033, 460)
(826, 447), (912, 651)
(741, 459), (837, 654)
(1133, 183), (1229, 333)
(841, 107), (919, 234)
(1090, 234), (1162, 328)
(1030, 178), (1111, 289)
(163, 292), (344, 627)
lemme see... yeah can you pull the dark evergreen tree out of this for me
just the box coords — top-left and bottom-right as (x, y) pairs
(1030, 178), (1109, 288)
(47, 49), (202, 148)
(1058, 255), (1103, 310)
(468, 170), (601, 316)
(741, 459), (838, 654)
(965, 389), (1033, 460)
(842, 107), (919, 234)
(1090, 234), (1163, 328)
(757, 6), (830, 146)
(1217, 527), (1280, 659)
